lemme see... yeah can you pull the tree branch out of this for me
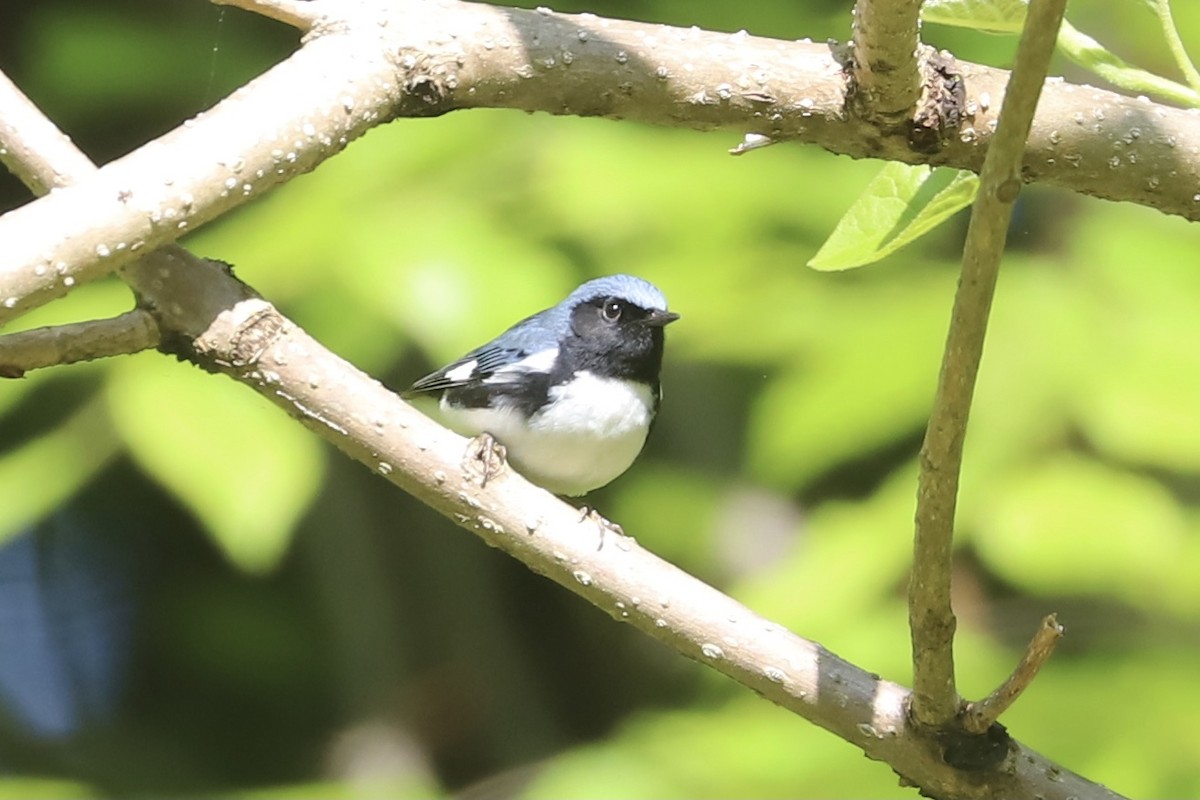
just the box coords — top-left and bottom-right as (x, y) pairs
(3, 2), (1200, 328)
(0, 21), (396, 323)
(963, 615), (1064, 735)
(850, 0), (922, 122)
(909, 0), (1068, 728)
(0, 72), (97, 197)
(213, 0), (318, 31)
(0, 310), (159, 377)
(0, 39), (1124, 800)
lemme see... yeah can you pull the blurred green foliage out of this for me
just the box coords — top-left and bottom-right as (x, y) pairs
(1, 0), (1199, 798)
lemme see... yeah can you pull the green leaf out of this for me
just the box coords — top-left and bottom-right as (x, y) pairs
(106, 357), (325, 573)
(920, 0), (1029, 33)
(809, 163), (977, 271)
(0, 397), (120, 546)
(1057, 19), (1200, 108)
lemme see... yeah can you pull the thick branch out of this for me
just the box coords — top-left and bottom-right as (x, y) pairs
(3, 2), (1200, 328)
(851, 0), (922, 122)
(909, 0), (1068, 728)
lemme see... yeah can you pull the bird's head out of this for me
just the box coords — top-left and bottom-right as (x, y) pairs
(563, 275), (679, 381)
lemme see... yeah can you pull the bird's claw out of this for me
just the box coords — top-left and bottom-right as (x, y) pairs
(464, 432), (507, 488)
(579, 506), (624, 551)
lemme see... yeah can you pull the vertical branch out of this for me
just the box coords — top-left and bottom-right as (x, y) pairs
(908, 0), (1068, 728)
(850, 0), (922, 122)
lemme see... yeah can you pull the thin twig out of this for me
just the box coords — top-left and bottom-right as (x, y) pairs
(963, 615), (1064, 734)
(908, 0), (1068, 728)
(0, 311), (160, 378)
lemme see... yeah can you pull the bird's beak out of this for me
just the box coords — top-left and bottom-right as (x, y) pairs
(643, 309), (680, 327)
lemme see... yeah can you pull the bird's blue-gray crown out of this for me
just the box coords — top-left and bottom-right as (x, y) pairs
(524, 274), (671, 340)
(567, 275), (670, 314)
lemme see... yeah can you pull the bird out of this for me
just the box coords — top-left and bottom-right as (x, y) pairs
(405, 275), (679, 497)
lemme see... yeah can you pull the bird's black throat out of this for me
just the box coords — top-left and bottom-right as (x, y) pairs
(561, 299), (666, 387)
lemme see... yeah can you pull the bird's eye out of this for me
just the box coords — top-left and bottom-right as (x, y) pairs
(602, 300), (623, 321)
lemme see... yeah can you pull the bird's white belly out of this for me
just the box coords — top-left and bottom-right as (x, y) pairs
(439, 372), (655, 496)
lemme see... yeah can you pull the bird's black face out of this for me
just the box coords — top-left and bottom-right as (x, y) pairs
(566, 296), (678, 384)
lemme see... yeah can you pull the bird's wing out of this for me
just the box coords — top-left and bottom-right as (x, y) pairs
(407, 327), (562, 395)
(406, 344), (524, 395)
(406, 305), (567, 396)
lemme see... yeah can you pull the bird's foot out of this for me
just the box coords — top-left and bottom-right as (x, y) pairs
(463, 432), (507, 488)
(579, 506), (624, 551)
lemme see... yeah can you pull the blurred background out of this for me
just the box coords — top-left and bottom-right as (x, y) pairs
(2, 0), (1199, 797)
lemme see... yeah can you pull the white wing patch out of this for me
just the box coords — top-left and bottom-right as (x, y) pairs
(444, 359), (478, 383)
(485, 347), (559, 383)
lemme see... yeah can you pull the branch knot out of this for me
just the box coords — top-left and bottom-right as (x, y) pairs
(910, 49), (967, 154)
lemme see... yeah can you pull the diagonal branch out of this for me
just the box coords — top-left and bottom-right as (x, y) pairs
(4, 1), (1200, 329)
(909, 0), (1069, 728)
(0, 73), (97, 196)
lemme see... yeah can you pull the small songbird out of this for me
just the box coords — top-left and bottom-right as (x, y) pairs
(406, 275), (679, 496)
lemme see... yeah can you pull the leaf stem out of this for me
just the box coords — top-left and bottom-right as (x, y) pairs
(1056, 20), (1200, 108)
(1152, 0), (1200, 95)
